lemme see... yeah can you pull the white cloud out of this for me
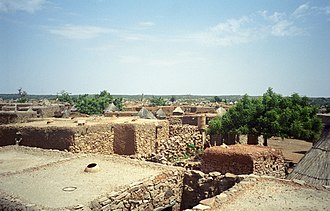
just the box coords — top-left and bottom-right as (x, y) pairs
(138, 21), (155, 27)
(271, 20), (302, 37)
(292, 3), (310, 18)
(0, 0), (46, 13)
(48, 25), (113, 40)
(198, 17), (256, 46)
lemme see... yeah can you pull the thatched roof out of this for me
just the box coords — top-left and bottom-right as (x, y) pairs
(156, 108), (166, 119)
(216, 107), (226, 117)
(287, 129), (330, 186)
(173, 106), (184, 115)
(138, 107), (156, 119)
(104, 103), (118, 112)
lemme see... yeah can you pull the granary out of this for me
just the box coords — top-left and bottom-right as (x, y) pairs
(138, 107), (156, 119)
(103, 102), (118, 113)
(155, 108), (166, 119)
(287, 128), (330, 186)
(173, 106), (184, 115)
(216, 107), (227, 116)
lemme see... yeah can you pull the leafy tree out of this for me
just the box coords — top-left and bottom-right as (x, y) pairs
(208, 88), (323, 146)
(212, 96), (222, 103)
(170, 96), (176, 103)
(150, 96), (166, 106)
(57, 90), (74, 105)
(17, 88), (28, 103)
(113, 97), (124, 111)
(57, 90), (124, 115)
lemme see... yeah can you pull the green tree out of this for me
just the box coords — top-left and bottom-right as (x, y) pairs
(170, 96), (176, 103)
(150, 96), (166, 106)
(17, 88), (28, 103)
(208, 88), (323, 146)
(212, 96), (222, 103)
(113, 97), (124, 111)
(57, 90), (74, 105)
(75, 90), (113, 115)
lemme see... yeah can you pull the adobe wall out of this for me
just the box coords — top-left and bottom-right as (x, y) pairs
(0, 119), (169, 157)
(104, 111), (138, 117)
(0, 126), (75, 150)
(0, 111), (38, 125)
(201, 145), (285, 178)
(113, 120), (169, 155)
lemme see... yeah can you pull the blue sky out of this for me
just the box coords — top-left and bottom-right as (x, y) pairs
(1, 0), (329, 96)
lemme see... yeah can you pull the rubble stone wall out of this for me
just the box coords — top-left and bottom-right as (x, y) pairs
(201, 145), (285, 178)
(181, 170), (240, 210)
(70, 124), (114, 154)
(153, 125), (206, 162)
(90, 169), (184, 211)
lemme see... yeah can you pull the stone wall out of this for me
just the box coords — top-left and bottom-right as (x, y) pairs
(89, 169), (184, 211)
(201, 145), (285, 178)
(181, 170), (240, 210)
(150, 125), (206, 163)
(69, 124), (114, 154)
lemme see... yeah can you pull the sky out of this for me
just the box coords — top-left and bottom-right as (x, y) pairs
(0, 0), (329, 97)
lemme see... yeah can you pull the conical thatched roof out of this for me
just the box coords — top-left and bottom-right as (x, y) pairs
(287, 128), (330, 186)
(173, 106), (184, 115)
(104, 103), (118, 113)
(138, 107), (156, 119)
(156, 108), (166, 119)
(216, 107), (226, 117)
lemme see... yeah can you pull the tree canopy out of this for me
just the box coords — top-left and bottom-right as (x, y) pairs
(208, 88), (323, 145)
(57, 90), (123, 115)
(149, 96), (167, 106)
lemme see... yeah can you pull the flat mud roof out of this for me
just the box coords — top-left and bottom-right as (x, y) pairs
(215, 178), (330, 210)
(0, 146), (165, 209)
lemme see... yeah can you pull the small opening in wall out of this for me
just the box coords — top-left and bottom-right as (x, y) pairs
(84, 163), (100, 173)
(87, 163), (97, 168)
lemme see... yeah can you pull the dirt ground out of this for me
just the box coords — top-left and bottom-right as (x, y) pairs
(268, 137), (312, 164)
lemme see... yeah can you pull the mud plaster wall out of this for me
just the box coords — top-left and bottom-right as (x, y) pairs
(0, 112), (37, 125)
(114, 121), (169, 155)
(201, 145), (285, 178)
(0, 120), (169, 156)
(0, 126), (75, 150)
